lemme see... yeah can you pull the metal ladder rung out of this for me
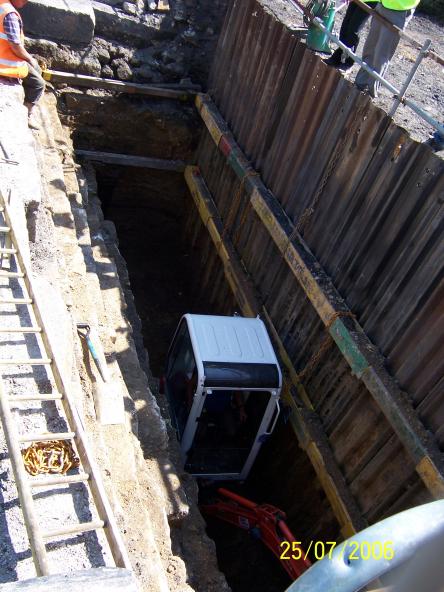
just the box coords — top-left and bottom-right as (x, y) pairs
(30, 473), (89, 488)
(0, 298), (33, 305)
(0, 247), (17, 254)
(43, 520), (105, 539)
(0, 271), (24, 278)
(9, 392), (63, 402)
(19, 431), (75, 443)
(0, 358), (51, 365)
(0, 191), (132, 572)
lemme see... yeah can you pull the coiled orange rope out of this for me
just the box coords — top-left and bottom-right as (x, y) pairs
(22, 440), (80, 476)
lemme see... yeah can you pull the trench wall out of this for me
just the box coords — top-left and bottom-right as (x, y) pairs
(189, 0), (444, 538)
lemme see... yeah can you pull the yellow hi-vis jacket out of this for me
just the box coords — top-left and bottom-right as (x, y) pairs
(382, 0), (420, 10)
(0, 0), (28, 79)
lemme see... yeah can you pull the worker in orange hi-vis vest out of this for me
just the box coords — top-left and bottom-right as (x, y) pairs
(0, 0), (45, 129)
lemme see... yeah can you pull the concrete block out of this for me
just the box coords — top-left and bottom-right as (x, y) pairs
(92, 1), (160, 46)
(95, 0), (122, 5)
(22, 0), (95, 45)
(0, 568), (139, 592)
(0, 84), (41, 209)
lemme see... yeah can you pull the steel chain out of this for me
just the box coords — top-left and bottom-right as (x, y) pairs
(295, 129), (350, 236)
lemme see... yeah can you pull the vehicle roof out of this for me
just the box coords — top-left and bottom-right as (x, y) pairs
(184, 314), (280, 367)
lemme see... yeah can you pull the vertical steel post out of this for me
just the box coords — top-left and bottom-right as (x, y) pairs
(389, 39), (431, 118)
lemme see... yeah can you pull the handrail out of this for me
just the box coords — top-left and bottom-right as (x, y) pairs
(288, 0), (444, 137)
(352, 0), (444, 67)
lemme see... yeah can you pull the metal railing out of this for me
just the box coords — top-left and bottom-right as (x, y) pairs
(288, 0), (444, 138)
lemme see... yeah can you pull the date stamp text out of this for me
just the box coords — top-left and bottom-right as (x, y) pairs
(280, 540), (395, 562)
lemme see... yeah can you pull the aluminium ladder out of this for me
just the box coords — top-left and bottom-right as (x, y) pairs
(0, 190), (131, 576)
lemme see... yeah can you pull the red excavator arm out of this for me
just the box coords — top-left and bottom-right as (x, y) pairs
(200, 488), (311, 581)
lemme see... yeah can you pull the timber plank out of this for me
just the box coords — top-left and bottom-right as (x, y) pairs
(42, 70), (193, 100)
(75, 150), (185, 172)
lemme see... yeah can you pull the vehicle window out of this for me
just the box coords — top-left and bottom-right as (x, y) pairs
(166, 321), (196, 437)
(185, 390), (271, 475)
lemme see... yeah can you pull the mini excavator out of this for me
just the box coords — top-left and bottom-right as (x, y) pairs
(161, 314), (282, 481)
(200, 487), (311, 581)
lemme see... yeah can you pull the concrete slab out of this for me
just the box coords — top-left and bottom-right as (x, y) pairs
(22, 0), (95, 45)
(92, 1), (161, 46)
(0, 568), (139, 592)
(0, 81), (41, 215)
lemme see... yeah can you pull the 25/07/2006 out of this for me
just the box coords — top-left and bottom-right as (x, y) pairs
(280, 540), (395, 562)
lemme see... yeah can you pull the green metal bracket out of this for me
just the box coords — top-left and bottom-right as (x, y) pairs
(329, 318), (368, 378)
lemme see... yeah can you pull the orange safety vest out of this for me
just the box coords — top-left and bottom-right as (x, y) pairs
(0, 0), (28, 79)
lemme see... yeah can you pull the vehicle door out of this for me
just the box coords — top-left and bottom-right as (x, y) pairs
(165, 320), (197, 439)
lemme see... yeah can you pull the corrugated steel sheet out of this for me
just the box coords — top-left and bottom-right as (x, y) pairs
(189, 0), (442, 534)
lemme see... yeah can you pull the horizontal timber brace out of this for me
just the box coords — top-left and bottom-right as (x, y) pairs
(194, 93), (444, 499)
(185, 165), (366, 537)
(42, 70), (196, 101)
(76, 150), (186, 172)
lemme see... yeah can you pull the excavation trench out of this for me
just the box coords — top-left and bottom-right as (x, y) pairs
(66, 93), (328, 592)
(92, 161), (293, 592)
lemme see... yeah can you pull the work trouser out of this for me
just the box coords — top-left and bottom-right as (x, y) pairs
(355, 3), (414, 97)
(22, 62), (45, 105)
(339, 1), (378, 51)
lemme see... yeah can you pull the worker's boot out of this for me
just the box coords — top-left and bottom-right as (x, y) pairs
(325, 47), (355, 71)
(25, 103), (40, 131)
(425, 130), (444, 152)
(324, 48), (342, 67)
(339, 56), (354, 71)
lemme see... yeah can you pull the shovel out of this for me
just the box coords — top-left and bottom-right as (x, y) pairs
(77, 323), (125, 425)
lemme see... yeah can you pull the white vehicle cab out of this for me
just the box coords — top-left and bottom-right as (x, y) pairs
(163, 314), (282, 480)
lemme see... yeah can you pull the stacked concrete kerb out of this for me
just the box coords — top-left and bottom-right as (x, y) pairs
(0, 84), (40, 283)
(22, 0), (95, 45)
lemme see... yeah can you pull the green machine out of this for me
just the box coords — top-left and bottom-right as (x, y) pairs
(305, 0), (336, 54)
